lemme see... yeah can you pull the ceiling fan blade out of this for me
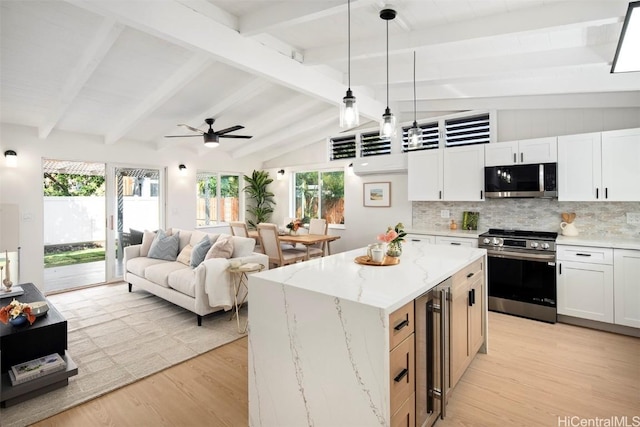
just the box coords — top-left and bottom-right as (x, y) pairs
(177, 124), (205, 134)
(219, 135), (253, 139)
(215, 125), (244, 135)
(164, 134), (203, 138)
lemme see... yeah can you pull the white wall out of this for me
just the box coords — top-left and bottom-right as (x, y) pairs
(0, 123), (263, 289)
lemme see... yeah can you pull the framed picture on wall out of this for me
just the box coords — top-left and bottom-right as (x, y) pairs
(363, 182), (391, 207)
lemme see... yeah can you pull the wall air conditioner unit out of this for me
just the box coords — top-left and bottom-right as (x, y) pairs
(352, 153), (408, 176)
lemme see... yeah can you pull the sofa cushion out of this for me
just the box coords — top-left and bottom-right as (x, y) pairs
(168, 268), (196, 297)
(205, 235), (234, 259)
(176, 244), (193, 265)
(144, 261), (187, 288)
(231, 235), (256, 258)
(127, 256), (167, 277)
(148, 230), (180, 261)
(177, 230), (193, 251)
(140, 230), (156, 257)
(189, 230), (209, 246)
(190, 236), (212, 268)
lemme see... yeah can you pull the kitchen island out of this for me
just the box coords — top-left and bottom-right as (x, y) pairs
(248, 241), (487, 427)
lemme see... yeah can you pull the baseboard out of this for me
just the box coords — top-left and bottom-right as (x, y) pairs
(557, 315), (640, 338)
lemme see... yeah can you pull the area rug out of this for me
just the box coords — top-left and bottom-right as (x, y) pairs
(0, 283), (247, 427)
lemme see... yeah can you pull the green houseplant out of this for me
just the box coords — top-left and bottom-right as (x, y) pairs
(243, 170), (275, 229)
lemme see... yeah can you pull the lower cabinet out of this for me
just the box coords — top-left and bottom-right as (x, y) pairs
(613, 249), (640, 328)
(450, 258), (484, 389)
(435, 236), (478, 248)
(389, 301), (416, 423)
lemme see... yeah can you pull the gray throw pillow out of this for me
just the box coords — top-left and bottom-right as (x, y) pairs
(148, 230), (180, 261)
(190, 235), (212, 268)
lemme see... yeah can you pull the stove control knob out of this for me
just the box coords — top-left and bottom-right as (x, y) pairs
(541, 243), (550, 250)
(530, 242), (539, 248)
(491, 238), (499, 245)
(483, 238), (491, 245)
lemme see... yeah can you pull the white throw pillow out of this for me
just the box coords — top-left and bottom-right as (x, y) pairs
(176, 244), (193, 266)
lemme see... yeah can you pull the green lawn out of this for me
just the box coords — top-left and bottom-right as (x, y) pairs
(44, 248), (105, 268)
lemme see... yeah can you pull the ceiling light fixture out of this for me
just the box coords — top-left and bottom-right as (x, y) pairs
(379, 8), (397, 139)
(407, 51), (422, 148)
(340, 0), (359, 128)
(611, 1), (640, 73)
(4, 150), (17, 168)
(203, 133), (219, 148)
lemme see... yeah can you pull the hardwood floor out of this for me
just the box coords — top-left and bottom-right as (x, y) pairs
(31, 312), (639, 427)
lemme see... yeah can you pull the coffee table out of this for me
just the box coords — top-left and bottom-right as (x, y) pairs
(0, 283), (78, 407)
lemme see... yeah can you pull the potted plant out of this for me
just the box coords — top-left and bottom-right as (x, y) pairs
(243, 170), (275, 229)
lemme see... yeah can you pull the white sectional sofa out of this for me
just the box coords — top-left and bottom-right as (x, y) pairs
(124, 228), (268, 325)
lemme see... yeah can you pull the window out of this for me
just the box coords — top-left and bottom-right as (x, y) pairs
(401, 121), (439, 152)
(293, 170), (344, 225)
(360, 131), (391, 157)
(196, 172), (241, 226)
(330, 135), (356, 160)
(444, 113), (490, 147)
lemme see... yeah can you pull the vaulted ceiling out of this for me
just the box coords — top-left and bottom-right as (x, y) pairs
(1, 0), (638, 161)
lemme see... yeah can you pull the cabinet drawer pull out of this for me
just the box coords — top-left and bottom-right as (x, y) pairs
(466, 272), (474, 278)
(394, 319), (409, 331)
(576, 253), (592, 257)
(450, 242), (461, 246)
(393, 368), (409, 383)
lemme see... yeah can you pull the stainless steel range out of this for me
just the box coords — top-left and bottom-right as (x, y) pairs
(478, 228), (558, 323)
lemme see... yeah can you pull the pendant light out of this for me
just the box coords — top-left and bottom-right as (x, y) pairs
(407, 51), (422, 148)
(379, 8), (396, 139)
(340, 0), (359, 128)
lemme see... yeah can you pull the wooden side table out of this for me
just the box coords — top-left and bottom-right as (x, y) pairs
(228, 263), (264, 333)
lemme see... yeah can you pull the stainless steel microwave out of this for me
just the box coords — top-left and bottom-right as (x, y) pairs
(484, 163), (557, 198)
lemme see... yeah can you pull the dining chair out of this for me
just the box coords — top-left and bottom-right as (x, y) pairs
(230, 221), (263, 253)
(257, 223), (306, 268)
(293, 218), (328, 258)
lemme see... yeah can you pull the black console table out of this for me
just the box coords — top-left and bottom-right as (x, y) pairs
(0, 283), (78, 407)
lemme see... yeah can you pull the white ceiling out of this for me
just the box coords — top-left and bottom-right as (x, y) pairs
(1, 0), (639, 161)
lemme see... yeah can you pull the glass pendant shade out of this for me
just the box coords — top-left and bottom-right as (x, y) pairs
(408, 122), (422, 148)
(380, 107), (396, 139)
(340, 89), (359, 128)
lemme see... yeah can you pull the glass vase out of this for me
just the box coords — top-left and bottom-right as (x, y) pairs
(386, 241), (402, 257)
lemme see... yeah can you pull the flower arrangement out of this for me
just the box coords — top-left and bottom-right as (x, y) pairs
(286, 219), (302, 232)
(377, 222), (407, 245)
(377, 223), (407, 257)
(0, 299), (36, 325)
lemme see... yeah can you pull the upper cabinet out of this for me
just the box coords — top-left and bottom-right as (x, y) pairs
(484, 137), (557, 166)
(408, 145), (484, 201)
(558, 128), (640, 201)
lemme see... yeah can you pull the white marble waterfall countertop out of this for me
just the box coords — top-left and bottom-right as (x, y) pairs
(252, 241), (486, 314)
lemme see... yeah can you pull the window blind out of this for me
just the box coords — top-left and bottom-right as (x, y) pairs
(329, 135), (356, 160)
(401, 122), (439, 152)
(444, 113), (490, 147)
(360, 131), (391, 157)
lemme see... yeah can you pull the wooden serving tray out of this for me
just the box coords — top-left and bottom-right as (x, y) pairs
(354, 255), (400, 266)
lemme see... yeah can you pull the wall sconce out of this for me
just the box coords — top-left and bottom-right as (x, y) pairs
(347, 162), (355, 176)
(178, 164), (187, 176)
(4, 150), (17, 168)
(277, 169), (285, 180)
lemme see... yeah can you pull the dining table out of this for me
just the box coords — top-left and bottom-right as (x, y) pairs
(248, 231), (340, 260)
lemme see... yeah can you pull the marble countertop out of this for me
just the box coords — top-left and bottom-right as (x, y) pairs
(557, 235), (640, 250)
(252, 241), (486, 313)
(406, 228), (486, 238)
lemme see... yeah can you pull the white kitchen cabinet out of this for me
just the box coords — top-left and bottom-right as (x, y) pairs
(558, 128), (640, 201)
(484, 137), (557, 166)
(613, 249), (640, 328)
(601, 128), (640, 201)
(405, 234), (436, 244)
(443, 145), (485, 201)
(408, 145), (484, 201)
(408, 150), (443, 201)
(435, 236), (478, 248)
(557, 245), (614, 323)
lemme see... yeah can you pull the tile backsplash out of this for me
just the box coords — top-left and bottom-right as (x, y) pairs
(413, 200), (640, 238)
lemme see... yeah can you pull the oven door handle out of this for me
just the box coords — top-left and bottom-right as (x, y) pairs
(486, 250), (555, 262)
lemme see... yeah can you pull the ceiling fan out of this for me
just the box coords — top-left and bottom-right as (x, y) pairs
(165, 118), (252, 148)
